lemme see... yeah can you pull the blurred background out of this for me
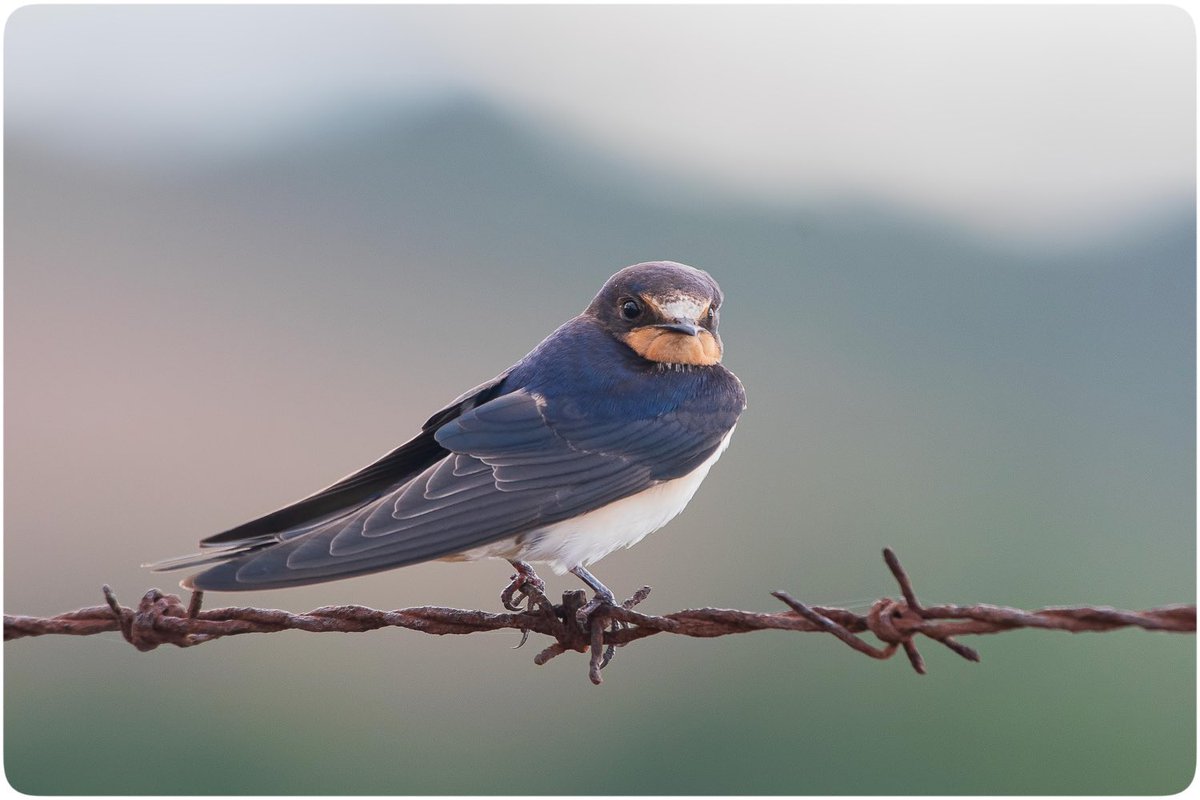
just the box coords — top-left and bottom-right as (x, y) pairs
(4, 5), (1195, 794)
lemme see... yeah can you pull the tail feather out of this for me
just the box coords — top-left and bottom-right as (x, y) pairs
(142, 535), (278, 573)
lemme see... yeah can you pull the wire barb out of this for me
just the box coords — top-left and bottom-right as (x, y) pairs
(5, 550), (1194, 685)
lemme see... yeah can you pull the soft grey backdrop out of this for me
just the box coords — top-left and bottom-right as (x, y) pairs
(5, 5), (1195, 794)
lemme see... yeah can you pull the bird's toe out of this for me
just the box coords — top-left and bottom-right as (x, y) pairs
(500, 560), (547, 611)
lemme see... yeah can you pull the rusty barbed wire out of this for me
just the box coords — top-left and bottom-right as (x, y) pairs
(4, 549), (1193, 685)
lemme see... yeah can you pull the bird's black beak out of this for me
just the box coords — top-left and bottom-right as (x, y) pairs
(654, 321), (702, 336)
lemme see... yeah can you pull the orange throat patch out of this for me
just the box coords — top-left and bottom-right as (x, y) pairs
(623, 328), (722, 366)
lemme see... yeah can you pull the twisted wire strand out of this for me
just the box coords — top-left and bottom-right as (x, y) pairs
(5, 549), (1193, 684)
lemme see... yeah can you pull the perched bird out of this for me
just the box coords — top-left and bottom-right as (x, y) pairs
(150, 261), (746, 611)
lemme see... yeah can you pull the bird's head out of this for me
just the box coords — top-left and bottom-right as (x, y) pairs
(587, 261), (725, 367)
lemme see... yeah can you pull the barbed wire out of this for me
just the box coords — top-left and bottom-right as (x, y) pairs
(4, 548), (1193, 684)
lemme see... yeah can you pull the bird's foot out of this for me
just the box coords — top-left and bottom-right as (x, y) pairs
(570, 589), (622, 676)
(574, 586), (631, 674)
(567, 567), (653, 678)
(501, 560), (547, 612)
(575, 586), (618, 629)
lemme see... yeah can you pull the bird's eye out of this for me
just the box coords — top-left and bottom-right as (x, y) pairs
(620, 299), (643, 320)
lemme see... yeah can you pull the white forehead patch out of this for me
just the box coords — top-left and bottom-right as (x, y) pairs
(656, 295), (707, 321)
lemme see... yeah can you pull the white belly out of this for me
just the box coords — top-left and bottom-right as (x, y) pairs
(456, 428), (734, 573)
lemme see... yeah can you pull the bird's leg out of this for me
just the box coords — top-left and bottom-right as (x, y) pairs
(570, 565), (617, 609)
(501, 560), (546, 612)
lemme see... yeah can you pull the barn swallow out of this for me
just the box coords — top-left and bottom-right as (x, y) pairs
(150, 261), (746, 613)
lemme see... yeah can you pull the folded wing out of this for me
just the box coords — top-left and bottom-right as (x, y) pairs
(181, 386), (737, 590)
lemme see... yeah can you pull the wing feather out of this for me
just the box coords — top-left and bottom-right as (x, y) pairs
(185, 379), (741, 590)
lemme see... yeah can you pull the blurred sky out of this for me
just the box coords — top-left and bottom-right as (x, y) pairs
(5, 4), (1194, 240)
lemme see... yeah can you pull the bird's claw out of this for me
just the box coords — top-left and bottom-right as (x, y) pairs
(501, 561), (546, 612)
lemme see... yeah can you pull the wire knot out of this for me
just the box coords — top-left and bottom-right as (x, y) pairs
(103, 587), (202, 651)
(867, 598), (922, 645)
